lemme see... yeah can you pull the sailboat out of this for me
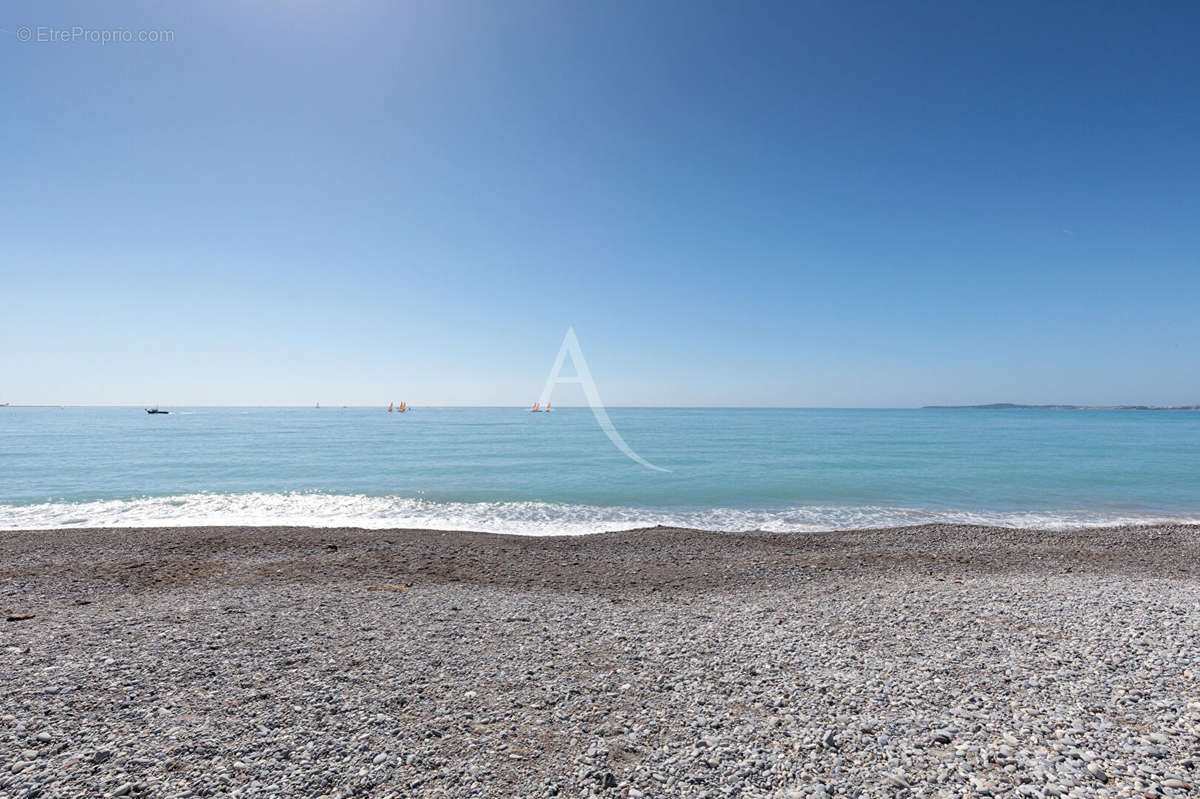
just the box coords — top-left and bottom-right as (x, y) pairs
(530, 402), (543, 412)
(388, 402), (394, 412)
(545, 402), (551, 413)
(397, 401), (408, 413)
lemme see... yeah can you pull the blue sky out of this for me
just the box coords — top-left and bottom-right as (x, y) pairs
(2, 1), (1198, 406)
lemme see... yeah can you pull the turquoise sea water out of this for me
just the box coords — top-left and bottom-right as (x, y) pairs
(1, 406), (1198, 533)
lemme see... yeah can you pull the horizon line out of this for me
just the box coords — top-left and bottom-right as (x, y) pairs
(3, 403), (918, 409)
(3, 403), (1196, 410)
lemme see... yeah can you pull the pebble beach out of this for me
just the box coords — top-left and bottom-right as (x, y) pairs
(1, 523), (1197, 799)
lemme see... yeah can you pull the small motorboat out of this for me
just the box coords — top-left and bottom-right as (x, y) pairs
(145, 407), (169, 414)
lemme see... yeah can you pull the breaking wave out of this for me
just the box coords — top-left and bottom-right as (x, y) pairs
(1, 493), (1197, 535)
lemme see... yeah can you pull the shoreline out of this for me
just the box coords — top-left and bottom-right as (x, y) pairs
(3, 523), (1198, 596)
(5, 501), (1200, 536)
(2, 524), (1197, 797)
(4, 517), (1199, 561)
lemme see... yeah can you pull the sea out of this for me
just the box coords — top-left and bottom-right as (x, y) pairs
(2, 406), (1199, 534)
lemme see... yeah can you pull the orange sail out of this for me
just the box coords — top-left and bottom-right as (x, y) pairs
(388, 402), (394, 412)
(531, 402), (540, 412)
(546, 402), (551, 412)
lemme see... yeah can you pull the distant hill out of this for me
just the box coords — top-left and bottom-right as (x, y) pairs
(923, 403), (1200, 410)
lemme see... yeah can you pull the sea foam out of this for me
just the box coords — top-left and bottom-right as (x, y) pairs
(1, 493), (1197, 535)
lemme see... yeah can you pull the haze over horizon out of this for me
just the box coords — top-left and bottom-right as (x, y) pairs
(4, 1), (1198, 407)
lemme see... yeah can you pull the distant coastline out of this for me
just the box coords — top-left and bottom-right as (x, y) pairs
(924, 403), (1200, 410)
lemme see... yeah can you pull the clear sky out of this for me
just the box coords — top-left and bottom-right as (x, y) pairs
(3, 1), (1198, 407)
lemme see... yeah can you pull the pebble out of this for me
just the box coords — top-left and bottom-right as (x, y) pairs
(0, 523), (1196, 799)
